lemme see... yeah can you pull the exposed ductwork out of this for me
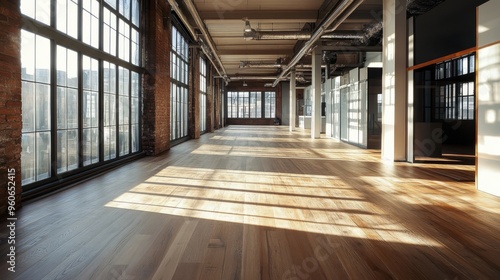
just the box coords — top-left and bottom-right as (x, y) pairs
(222, 76), (280, 81)
(240, 61), (362, 69)
(272, 0), (365, 87)
(407, 0), (446, 16)
(244, 30), (364, 41)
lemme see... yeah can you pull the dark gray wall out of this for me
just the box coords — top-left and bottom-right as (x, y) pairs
(414, 0), (488, 65)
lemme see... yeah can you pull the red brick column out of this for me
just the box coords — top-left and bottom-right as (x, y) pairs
(215, 78), (224, 128)
(276, 83), (283, 123)
(190, 48), (200, 139)
(143, 0), (171, 155)
(206, 65), (214, 132)
(0, 0), (22, 215)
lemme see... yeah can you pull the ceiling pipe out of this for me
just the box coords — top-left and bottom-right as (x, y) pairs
(239, 61), (331, 69)
(227, 76), (278, 81)
(407, 0), (445, 16)
(182, 0), (229, 83)
(272, 0), (364, 87)
(244, 30), (364, 41)
(167, 0), (227, 82)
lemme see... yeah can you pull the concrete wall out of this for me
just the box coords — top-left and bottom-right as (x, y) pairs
(477, 0), (500, 197)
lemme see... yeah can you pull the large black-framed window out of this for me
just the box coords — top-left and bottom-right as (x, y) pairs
(227, 91), (274, 119)
(20, 0), (142, 189)
(434, 54), (476, 121)
(170, 25), (189, 141)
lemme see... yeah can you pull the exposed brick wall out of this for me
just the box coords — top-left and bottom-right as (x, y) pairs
(189, 48), (200, 139)
(0, 0), (22, 215)
(226, 83), (283, 125)
(276, 82), (283, 122)
(206, 65), (214, 133)
(214, 78), (222, 129)
(143, 0), (171, 155)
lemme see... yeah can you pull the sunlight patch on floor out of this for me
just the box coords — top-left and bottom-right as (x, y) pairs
(105, 166), (442, 246)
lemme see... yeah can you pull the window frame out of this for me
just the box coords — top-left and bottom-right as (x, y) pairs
(20, 0), (143, 191)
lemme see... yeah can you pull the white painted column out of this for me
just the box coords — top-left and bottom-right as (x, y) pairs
(407, 17), (415, 163)
(477, 0), (500, 197)
(290, 68), (296, 132)
(382, 0), (407, 161)
(311, 46), (322, 139)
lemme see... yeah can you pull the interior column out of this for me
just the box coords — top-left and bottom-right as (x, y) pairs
(381, 0), (407, 161)
(311, 45), (322, 139)
(290, 68), (296, 131)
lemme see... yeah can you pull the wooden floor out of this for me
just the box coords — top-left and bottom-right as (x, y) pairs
(1, 125), (500, 280)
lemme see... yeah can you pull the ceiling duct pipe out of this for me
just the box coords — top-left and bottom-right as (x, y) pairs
(239, 61), (330, 69)
(272, 0), (365, 87)
(407, 0), (445, 16)
(228, 76), (279, 81)
(244, 30), (364, 41)
(182, 0), (229, 83)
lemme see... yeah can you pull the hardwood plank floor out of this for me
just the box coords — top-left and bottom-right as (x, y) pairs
(1, 125), (499, 279)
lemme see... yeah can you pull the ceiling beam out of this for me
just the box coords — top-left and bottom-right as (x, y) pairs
(321, 44), (382, 51)
(199, 10), (319, 21)
(219, 49), (293, 55)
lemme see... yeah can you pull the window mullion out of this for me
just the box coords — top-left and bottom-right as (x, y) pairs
(50, 37), (57, 178)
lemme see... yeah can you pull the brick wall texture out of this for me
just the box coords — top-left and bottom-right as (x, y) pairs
(0, 0), (22, 216)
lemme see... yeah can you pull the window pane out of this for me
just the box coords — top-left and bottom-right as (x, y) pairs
(36, 35), (51, 84)
(132, 0), (139, 26)
(36, 84), (51, 130)
(105, 0), (117, 9)
(67, 50), (78, 88)
(36, 131), (51, 180)
(21, 0), (36, 19)
(21, 30), (35, 81)
(56, 0), (67, 36)
(22, 82), (35, 132)
(36, 0), (51, 25)
(119, 125), (129, 156)
(67, 129), (79, 170)
(119, 0), (131, 19)
(21, 133), (35, 184)
(57, 87), (67, 129)
(67, 89), (78, 128)
(57, 130), (68, 173)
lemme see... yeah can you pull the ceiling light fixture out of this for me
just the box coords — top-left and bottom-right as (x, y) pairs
(243, 18), (253, 32)
(243, 81), (248, 87)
